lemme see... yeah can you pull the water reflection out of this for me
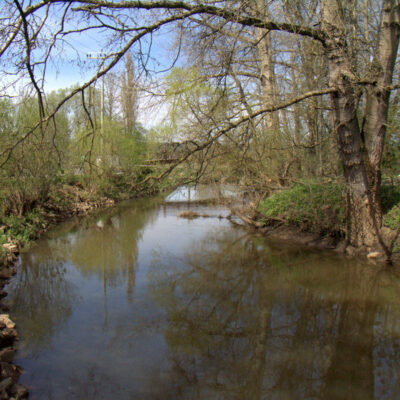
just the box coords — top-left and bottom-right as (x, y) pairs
(8, 242), (76, 353)
(165, 184), (241, 202)
(149, 229), (400, 400)
(65, 200), (159, 293)
(7, 199), (159, 350)
(5, 198), (400, 399)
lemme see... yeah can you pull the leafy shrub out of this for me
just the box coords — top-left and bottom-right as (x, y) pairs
(259, 182), (400, 233)
(1, 209), (44, 247)
(383, 204), (400, 231)
(381, 184), (400, 231)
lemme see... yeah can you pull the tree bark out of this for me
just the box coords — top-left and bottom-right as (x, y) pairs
(255, 0), (279, 132)
(322, 0), (380, 249)
(362, 0), (400, 223)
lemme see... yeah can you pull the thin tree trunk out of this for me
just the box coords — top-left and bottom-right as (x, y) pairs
(256, 30), (278, 131)
(255, 0), (279, 132)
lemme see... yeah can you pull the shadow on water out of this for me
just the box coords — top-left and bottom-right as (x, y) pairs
(5, 194), (400, 399)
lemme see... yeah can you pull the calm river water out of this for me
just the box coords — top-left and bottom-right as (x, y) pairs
(5, 193), (400, 399)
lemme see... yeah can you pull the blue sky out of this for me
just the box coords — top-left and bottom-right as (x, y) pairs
(38, 7), (182, 92)
(0, 3), (188, 127)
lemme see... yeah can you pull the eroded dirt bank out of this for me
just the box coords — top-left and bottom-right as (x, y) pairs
(230, 207), (399, 266)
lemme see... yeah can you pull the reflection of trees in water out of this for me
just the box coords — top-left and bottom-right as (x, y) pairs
(50, 199), (158, 303)
(64, 365), (130, 400)
(7, 243), (76, 353)
(65, 202), (158, 297)
(149, 228), (400, 399)
(63, 362), (208, 400)
(9, 199), (160, 354)
(35, 364), (133, 400)
(321, 267), (400, 400)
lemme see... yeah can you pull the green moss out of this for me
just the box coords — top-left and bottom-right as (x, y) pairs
(258, 183), (346, 233)
(383, 204), (400, 231)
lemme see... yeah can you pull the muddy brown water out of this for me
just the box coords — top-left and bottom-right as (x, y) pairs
(5, 193), (400, 399)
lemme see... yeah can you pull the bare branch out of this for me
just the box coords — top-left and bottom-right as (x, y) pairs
(0, 17), (22, 58)
(137, 86), (338, 188)
(67, 0), (326, 42)
(13, 0), (45, 118)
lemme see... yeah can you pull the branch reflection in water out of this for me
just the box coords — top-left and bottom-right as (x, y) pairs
(149, 228), (400, 400)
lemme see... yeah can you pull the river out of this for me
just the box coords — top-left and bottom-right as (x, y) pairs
(5, 190), (400, 399)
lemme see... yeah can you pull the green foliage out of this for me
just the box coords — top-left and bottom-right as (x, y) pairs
(382, 185), (400, 231)
(0, 83), (160, 265)
(0, 209), (44, 247)
(383, 104), (400, 176)
(54, 173), (84, 187)
(162, 66), (230, 139)
(258, 183), (346, 232)
(0, 92), (71, 216)
(381, 184), (400, 231)
(381, 184), (400, 213)
(384, 205), (400, 231)
(259, 182), (400, 234)
(73, 117), (147, 176)
(0, 98), (14, 135)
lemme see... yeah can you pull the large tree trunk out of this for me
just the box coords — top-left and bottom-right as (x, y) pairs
(321, 0), (385, 251)
(331, 86), (376, 248)
(363, 0), (400, 223)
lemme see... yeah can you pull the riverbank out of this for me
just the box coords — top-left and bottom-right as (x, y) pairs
(1, 181), (399, 398)
(0, 181), (153, 399)
(233, 182), (400, 265)
(11, 188), (400, 398)
(232, 207), (400, 265)
(0, 184), (119, 273)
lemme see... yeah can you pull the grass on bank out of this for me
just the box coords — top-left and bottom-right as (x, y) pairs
(381, 185), (400, 230)
(258, 183), (347, 234)
(258, 182), (400, 235)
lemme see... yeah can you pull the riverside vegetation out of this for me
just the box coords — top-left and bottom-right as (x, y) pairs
(256, 181), (400, 260)
(1, 1), (400, 398)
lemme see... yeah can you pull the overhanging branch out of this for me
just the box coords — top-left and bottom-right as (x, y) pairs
(137, 86), (338, 188)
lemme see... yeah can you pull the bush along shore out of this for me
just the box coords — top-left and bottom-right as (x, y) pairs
(233, 182), (400, 265)
(0, 177), (154, 399)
